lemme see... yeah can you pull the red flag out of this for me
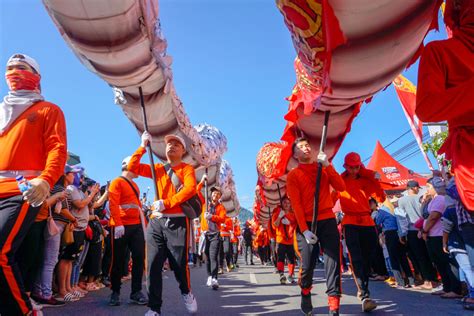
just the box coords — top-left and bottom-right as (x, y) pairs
(393, 75), (434, 170)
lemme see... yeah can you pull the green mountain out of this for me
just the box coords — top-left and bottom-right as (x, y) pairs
(238, 207), (253, 225)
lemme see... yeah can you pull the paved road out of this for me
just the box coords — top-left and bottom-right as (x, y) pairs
(45, 259), (471, 316)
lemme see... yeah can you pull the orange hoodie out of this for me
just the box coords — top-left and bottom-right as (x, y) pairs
(0, 101), (67, 198)
(286, 163), (346, 233)
(128, 147), (196, 216)
(220, 216), (233, 237)
(271, 207), (296, 245)
(108, 177), (142, 226)
(339, 167), (386, 226)
(200, 202), (227, 233)
(231, 223), (241, 243)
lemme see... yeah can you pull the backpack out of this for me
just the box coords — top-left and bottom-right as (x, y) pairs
(164, 164), (202, 219)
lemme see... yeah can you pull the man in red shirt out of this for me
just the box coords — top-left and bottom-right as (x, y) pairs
(286, 137), (346, 316)
(0, 54), (67, 316)
(339, 152), (386, 313)
(108, 157), (147, 307)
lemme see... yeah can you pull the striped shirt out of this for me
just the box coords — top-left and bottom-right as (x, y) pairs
(456, 201), (473, 228)
(51, 184), (73, 223)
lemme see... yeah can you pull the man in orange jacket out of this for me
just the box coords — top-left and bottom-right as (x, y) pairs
(200, 184), (226, 290)
(220, 216), (234, 272)
(286, 137), (346, 316)
(339, 152), (386, 313)
(128, 132), (197, 315)
(231, 217), (241, 268)
(272, 196), (297, 285)
(0, 54), (67, 316)
(107, 157), (147, 307)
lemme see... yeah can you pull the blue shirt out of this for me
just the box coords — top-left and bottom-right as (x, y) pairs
(375, 207), (399, 232)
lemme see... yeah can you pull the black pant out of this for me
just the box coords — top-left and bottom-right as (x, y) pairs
(232, 242), (239, 265)
(205, 232), (220, 278)
(110, 224), (145, 295)
(258, 246), (269, 264)
(297, 219), (341, 297)
(344, 225), (377, 300)
(17, 220), (46, 292)
(277, 243), (296, 271)
(426, 236), (462, 294)
(244, 242), (254, 264)
(406, 230), (437, 282)
(146, 217), (190, 313)
(0, 195), (40, 316)
(102, 228), (112, 277)
(221, 236), (232, 267)
(385, 230), (413, 281)
(371, 229), (388, 277)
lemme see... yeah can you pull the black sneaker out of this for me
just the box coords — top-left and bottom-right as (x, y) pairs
(31, 295), (65, 307)
(329, 310), (339, 316)
(109, 292), (121, 306)
(301, 293), (313, 315)
(280, 274), (287, 285)
(250, 262), (255, 265)
(102, 276), (111, 287)
(130, 291), (148, 305)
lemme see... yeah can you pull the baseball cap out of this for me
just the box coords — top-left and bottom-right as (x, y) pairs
(210, 186), (222, 194)
(407, 180), (420, 189)
(344, 152), (362, 167)
(64, 165), (80, 174)
(164, 134), (186, 150)
(7, 53), (40, 74)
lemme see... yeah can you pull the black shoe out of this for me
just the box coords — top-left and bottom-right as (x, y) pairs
(109, 292), (121, 306)
(280, 274), (287, 285)
(130, 291), (148, 305)
(301, 293), (313, 315)
(250, 262), (255, 265)
(329, 310), (339, 316)
(102, 276), (111, 287)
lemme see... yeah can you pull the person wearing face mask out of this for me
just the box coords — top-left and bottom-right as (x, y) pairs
(338, 152), (386, 313)
(0, 54), (67, 316)
(127, 132), (198, 316)
(272, 196), (297, 285)
(286, 137), (346, 316)
(416, 0), (474, 212)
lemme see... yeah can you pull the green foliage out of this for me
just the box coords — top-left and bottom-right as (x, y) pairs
(423, 130), (450, 168)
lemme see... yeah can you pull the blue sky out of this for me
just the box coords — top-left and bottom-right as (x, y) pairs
(1, 0), (447, 209)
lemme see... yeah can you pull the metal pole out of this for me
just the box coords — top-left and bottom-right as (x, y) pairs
(204, 168), (209, 213)
(311, 110), (330, 234)
(139, 87), (160, 200)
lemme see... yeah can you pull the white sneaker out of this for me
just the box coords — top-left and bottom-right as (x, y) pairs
(182, 292), (198, 314)
(144, 309), (160, 316)
(30, 297), (43, 311)
(206, 276), (212, 287)
(211, 278), (219, 290)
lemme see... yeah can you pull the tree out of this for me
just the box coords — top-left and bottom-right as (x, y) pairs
(423, 130), (450, 170)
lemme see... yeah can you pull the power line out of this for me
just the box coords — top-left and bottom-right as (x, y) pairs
(362, 129), (411, 162)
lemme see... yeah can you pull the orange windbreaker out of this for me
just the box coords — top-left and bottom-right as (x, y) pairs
(128, 147), (196, 216)
(108, 177), (142, 226)
(286, 163), (346, 233)
(220, 216), (233, 237)
(0, 101), (67, 198)
(231, 223), (241, 243)
(200, 202), (226, 232)
(255, 229), (270, 247)
(339, 167), (386, 226)
(271, 207), (296, 245)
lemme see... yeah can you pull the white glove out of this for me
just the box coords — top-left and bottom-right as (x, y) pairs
(141, 131), (152, 148)
(23, 178), (50, 207)
(152, 200), (165, 212)
(278, 210), (285, 219)
(374, 171), (381, 180)
(281, 218), (290, 225)
(201, 174), (208, 183)
(302, 230), (318, 244)
(114, 225), (125, 239)
(204, 212), (213, 220)
(317, 151), (329, 167)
